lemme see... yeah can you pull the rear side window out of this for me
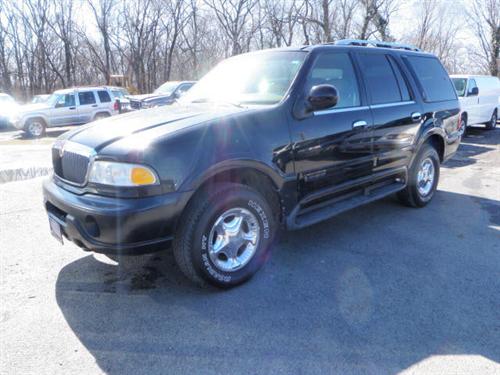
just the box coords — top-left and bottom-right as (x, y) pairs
(306, 52), (360, 109)
(358, 53), (407, 105)
(78, 91), (96, 105)
(467, 79), (477, 96)
(97, 90), (111, 103)
(405, 56), (456, 102)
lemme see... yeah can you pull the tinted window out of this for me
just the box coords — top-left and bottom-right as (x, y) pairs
(306, 52), (360, 109)
(55, 94), (75, 108)
(97, 90), (111, 103)
(358, 53), (403, 104)
(177, 83), (193, 94)
(78, 91), (96, 105)
(405, 56), (456, 102)
(387, 56), (411, 101)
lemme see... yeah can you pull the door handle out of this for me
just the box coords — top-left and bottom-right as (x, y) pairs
(91, 104), (98, 107)
(69, 107), (76, 110)
(352, 120), (368, 128)
(411, 112), (422, 122)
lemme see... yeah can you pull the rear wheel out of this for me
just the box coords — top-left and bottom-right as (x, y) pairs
(25, 118), (46, 138)
(485, 111), (497, 130)
(398, 144), (440, 207)
(173, 183), (276, 288)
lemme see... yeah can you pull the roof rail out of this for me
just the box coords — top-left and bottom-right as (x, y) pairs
(334, 39), (421, 52)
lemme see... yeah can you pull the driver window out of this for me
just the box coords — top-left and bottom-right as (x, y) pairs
(467, 79), (477, 96)
(305, 52), (360, 109)
(55, 94), (75, 108)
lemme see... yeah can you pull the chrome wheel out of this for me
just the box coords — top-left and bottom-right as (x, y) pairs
(28, 121), (44, 137)
(417, 157), (435, 197)
(208, 207), (260, 272)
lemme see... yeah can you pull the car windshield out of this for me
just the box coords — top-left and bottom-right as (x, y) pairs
(46, 93), (61, 107)
(452, 78), (467, 97)
(181, 51), (307, 106)
(154, 82), (179, 95)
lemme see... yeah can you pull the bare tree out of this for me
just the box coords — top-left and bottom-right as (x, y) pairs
(469, 0), (500, 76)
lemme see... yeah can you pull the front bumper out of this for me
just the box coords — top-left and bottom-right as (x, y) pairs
(43, 177), (191, 255)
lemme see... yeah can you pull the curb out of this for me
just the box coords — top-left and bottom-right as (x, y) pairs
(0, 166), (53, 184)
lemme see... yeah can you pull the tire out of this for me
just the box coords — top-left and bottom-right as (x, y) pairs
(461, 114), (468, 135)
(25, 118), (46, 138)
(485, 110), (497, 130)
(173, 183), (276, 288)
(398, 144), (440, 208)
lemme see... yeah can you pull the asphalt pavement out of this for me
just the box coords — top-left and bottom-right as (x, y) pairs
(0, 127), (499, 375)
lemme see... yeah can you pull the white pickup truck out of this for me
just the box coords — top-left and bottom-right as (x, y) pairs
(451, 74), (500, 130)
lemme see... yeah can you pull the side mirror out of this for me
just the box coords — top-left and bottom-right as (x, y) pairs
(307, 84), (339, 112)
(55, 102), (64, 108)
(468, 87), (479, 96)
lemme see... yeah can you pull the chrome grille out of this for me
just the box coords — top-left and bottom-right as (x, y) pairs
(130, 100), (142, 110)
(52, 141), (92, 185)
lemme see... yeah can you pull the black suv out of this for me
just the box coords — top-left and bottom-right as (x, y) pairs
(44, 40), (462, 288)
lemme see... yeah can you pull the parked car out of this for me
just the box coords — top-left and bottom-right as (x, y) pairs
(129, 81), (195, 110)
(31, 94), (51, 104)
(11, 86), (126, 137)
(451, 74), (500, 130)
(43, 40), (462, 288)
(0, 93), (19, 128)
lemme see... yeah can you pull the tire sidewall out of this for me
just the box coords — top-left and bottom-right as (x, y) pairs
(25, 119), (45, 138)
(191, 189), (275, 287)
(410, 146), (440, 205)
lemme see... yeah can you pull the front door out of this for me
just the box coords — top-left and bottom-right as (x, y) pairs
(290, 51), (374, 197)
(50, 93), (78, 126)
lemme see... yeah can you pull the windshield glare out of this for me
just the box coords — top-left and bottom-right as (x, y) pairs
(181, 51), (306, 106)
(452, 78), (467, 97)
(154, 82), (178, 95)
(46, 94), (61, 107)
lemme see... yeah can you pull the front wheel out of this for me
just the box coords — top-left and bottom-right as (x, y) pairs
(173, 183), (276, 288)
(25, 118), (46, 138)
(398, 144), (440, 207)
(485, 111), (497, 130)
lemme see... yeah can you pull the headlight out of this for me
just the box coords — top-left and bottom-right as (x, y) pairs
(88, 161), (159, 186)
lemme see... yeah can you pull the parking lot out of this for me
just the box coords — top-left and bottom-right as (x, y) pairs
(1, 127), (499, 374)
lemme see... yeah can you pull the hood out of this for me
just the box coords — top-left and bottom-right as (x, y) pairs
(129, 93), (170, 101)
(19, 103), (51, 113)
(64, 103), (253, 151)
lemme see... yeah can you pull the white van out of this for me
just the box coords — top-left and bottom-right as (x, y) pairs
(451, 75), (500, 130)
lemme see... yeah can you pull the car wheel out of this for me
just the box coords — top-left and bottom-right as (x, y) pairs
(461, 114), (468, 135)
(398, 144), (440, 208)
(173, 183), (276, 288)
(485, 111), (497, 130)
(25, 118), (46, 138)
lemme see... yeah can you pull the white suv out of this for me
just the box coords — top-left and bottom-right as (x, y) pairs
(11, 86), (124, 137)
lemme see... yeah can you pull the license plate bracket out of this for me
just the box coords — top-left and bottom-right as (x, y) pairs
(49, 216), (64, 244)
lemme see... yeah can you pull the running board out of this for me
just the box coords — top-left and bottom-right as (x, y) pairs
(287, 173), (406, 230)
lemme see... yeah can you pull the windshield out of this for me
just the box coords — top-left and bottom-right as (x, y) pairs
(452, 78), (467, 97)
(154, 82), (179, 95)
(46, 93), (61, 107)
(181, 51), (306, 106)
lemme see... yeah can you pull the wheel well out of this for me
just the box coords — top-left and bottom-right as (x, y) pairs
(426, 134), (445, 162)
(25, 117), (47, 126)
(94, 112), (110, 119)
(461, 112), (467, 121)
(188, 168), (282, 222)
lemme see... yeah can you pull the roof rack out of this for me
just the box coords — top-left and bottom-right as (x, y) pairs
(333, 39), (421, 52)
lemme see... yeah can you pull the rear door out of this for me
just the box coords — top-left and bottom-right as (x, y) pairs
(290, 51), (374, 196)
(356, 51), (422, 176)
(50, 93), (78, 126)
(77, 91), (98, 123)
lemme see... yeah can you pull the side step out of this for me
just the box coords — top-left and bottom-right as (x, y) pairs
(287, 174), (406, 230)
